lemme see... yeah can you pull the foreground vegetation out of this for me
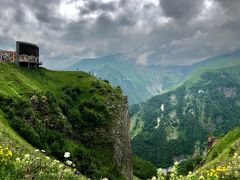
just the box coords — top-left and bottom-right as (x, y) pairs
(0, 145), (85, 179)
(0, 109), (86, 179)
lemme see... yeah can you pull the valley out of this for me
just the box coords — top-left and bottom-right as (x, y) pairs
(131, 64), (240, 169)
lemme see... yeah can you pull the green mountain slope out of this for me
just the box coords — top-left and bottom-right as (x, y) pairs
(66, 54), (189, 105)
(66, 51), (240, 105)
(187, 127), (240, 179)
(130, 64), (240, 168)
(202, 127), (240, 168)
(0, 63), (132, 179)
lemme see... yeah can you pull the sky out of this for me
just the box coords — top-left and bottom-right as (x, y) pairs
(0, 0), (240, 69)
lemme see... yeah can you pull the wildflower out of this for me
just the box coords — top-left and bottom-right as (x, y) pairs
(64, 168), (72, 173)
(174, 161), (179, 166)
(35, 149), (40, 152)
(151, 176), (157, 180)
(74, 171), (81, 176)
(64, 152), (70, 158)
(59, 164), (64, 169)
(66, 160), (73, 166)
(7, 150), (12, 157)
(41, 150), (46, 153)
(16, 157), (20, 162)
(24, 154), (30, 159)
(199, 175), (205, 180)
(53, 159), (60, 164)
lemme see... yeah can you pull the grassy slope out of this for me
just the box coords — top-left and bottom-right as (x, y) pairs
(0, 112), (34, 152)
(199, 127), (240, 170)
(0, 63), (95, 98)
(0, 63), (124, 179)
(0, 63), (98, 178)
(0, 111), (87, 179)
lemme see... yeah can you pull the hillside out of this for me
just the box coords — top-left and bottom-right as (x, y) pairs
(0, 63), (132, 179)
(130, 64), (240, 168)
(153, 127), (240, 179)
(66, 51), (240, 105)
(201, 127), (240, 168)
(0, 111), (88, 179)
(66, 54), (189, 105)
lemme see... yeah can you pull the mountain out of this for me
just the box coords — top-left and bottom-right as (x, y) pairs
(0, 63), (132, 179)
(66, 54), (190, 105)
(190, 50), (240, 71)
(66, 50), (240, 105)
(130, 63), (240, 168)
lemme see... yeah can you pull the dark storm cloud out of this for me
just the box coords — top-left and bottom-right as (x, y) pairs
(0, 0), (240, 68)
(216, 0), (240, 15)
(80, 0), (116, 15)
(160, 0), (204, 20)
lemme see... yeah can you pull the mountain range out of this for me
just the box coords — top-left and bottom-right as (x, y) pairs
(66, 50), (240, 105)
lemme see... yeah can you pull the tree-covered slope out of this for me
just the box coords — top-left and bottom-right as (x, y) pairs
(131, 64), (240, 168)
(0, 63), (132, 179)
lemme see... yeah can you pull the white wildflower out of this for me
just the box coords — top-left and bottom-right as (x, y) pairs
(66, 160), (73, 166)
(24, 154), (30, 159)
(101, 178), (108, 180)
(59, 164), (64, 169)
(64, 152), (71, 158)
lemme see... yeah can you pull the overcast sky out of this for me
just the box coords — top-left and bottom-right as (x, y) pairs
(0, 0), (240, 69)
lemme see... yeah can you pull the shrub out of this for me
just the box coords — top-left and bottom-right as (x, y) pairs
(133, 156), (157, 179)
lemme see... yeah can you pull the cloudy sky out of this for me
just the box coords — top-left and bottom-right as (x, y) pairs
(0, 0), (240, 69)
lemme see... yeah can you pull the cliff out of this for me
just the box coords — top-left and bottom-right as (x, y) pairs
(0, 63), (132, 179)
(110, 96), (133, 179)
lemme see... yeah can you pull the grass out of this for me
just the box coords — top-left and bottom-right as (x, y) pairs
(199, 127), (240, 170)
(0, 112), (34, 151)
(0, 63), (96, 98)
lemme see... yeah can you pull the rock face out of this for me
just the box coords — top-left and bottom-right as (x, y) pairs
(111, 97), (133, 180)
(223, 87), (237, 97)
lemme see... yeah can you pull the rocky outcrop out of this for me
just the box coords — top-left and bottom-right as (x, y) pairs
(223, 87), (237, 97)
(110, 97), (133, 180)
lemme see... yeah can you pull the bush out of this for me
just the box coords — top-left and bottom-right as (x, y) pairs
(132, 156), (157, 179)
